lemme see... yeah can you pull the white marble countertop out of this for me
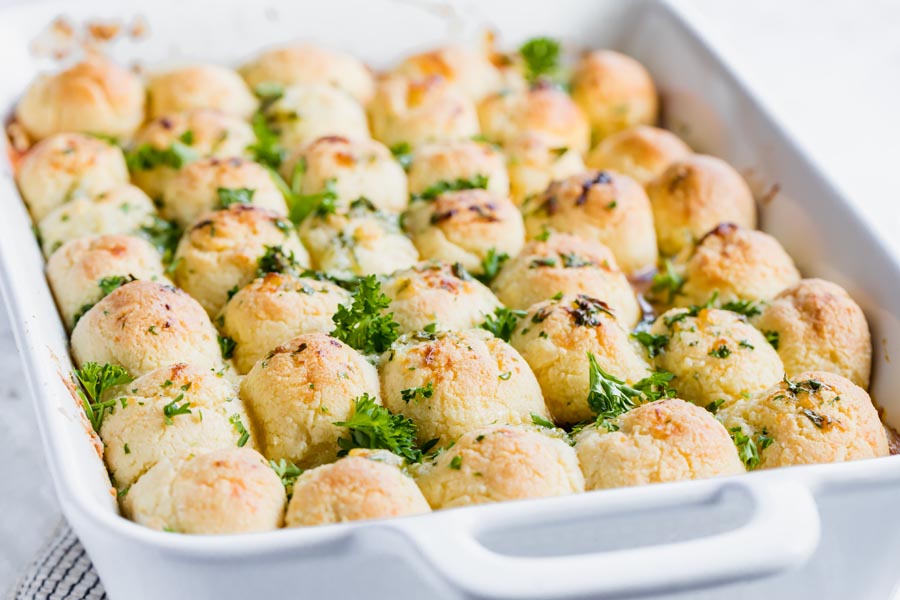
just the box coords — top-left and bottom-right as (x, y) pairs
(1, 0), (899, 594)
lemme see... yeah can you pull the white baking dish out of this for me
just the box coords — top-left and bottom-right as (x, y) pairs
(3, 0), (900, 598)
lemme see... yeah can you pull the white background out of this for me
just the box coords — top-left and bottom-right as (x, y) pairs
(1, 0), (899, 594)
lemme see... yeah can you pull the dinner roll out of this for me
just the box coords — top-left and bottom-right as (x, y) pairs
(676, 224), (800, 307)
(99, 363), (249, 489)
(263, 83), (370, 152)
(407, 140), (509, 198)
(491, 234), (640, 328)
(159, 156), (288, 227)
(522, 170), (657, 275)
(575, 398), (744, 490)
(38, 184), (157, 258)
(240, 333), (380, 467)
(719, 371), (889, 468)
(172, 204), (309, 316)
(650, 307), (783, 407)
(220, 273), (351, 374)
(585, 125), (691, 185)
(368, 74), (480, 149)
(286, 453), (430, 527)
(16, 133), (128, 222)
(16, 54), (145, 141)
(753, 279), (871, 388)
(124, 448), (285, 534)
(414, 426), (583, 508)
(510, 294), (651, 424)
(394, 45), (504, 102)
(646, 155), (756, 256)
(505, 133), (587, 206)
(403, 189), (525, 275)
(380, 328), (549, 444)
(478, 86), (590, 154)
(571, 50), (658, 140)
(147, 64), (256, 119)
(299, 198), (418, 278)
(129, 109), (255, 199)
(382, 262), (501, 333)
(71, 281), (224, 376)
(280, 136), (407, 214)
(46, 234), (168, 330)
(240, 43), (374, 105)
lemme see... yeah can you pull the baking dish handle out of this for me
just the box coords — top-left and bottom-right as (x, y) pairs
(395, 478), (820, 599)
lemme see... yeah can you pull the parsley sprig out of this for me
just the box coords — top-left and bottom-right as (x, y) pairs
(477, 247), (509, 284)
(163, 395), (192, 425)
(519, 37), (562, 84)
(72, 274), (137, 326)
(229, 414), (250, 447)
(217, 187), (255, 209)
(334, 394), (421, 462)
(73, 362), (134, 432)
(269, 458), (303, 497)
(586, 353), (678, 429)
(126, 135), (197, 171)
(412, 175), (489, 202)
(480, 307), (526, 342)
(139, 216), (182, 265)
(631, 331), (669, 358)
(256, 245), (302, 278)
(730, 426), (773, 470)
(651, 259), (684, 303)
(330, 275), (400, 354)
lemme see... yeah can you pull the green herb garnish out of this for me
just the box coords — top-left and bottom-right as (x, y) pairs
(334, 394), (421, 462)
(218, 335), (236, 359)
(229, 414), (250, 447)
(72, 362), (134, 432)
(519, 37), (561, 84)
(412, 175), (489, 202)
(216, 187), (255, 209)
(631, 331), (669, 358)
(330, 275), (400, 354)
(651, 259), (684, 302)
(401, 382), (434, 403)
(480, 307), (526, 342)
(477, 247), (509, 284)
(269, 458), (303, 497)
(163, 394), (192, 425)
(256, 245), (302, 277)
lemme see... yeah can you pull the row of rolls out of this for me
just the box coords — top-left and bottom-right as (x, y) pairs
(11, 38), (889, 535)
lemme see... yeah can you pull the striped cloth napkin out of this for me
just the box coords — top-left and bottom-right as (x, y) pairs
(9, 525), (105, 600)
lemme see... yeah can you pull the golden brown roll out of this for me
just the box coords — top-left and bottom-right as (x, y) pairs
(505, 133), (587, 206)
(147, 64), (256, 119)
(719, 371), (889, 468)
(575, 398), (745, 490)
(585, 125), (691, 185)
(16, 54), (145, 141)
(752, 279), (871, 388)
(510, 294), (651, 424)
(263, 83), (370, 152)
(380, 329), (549, 445)
(522, 170), (658, 275)
(571, 50), (657, 141)
(491, 233), (640, 328)
(646, 155), (756, 256)
(394, 44), (504, 102)
(414, 426), (583, 508)
(649, 306), (783, 407)
(407, 140), (510, 198)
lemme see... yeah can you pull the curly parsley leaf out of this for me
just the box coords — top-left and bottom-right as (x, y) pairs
(73, 362), (134, 432)
(330, 275), (400, 354)
(412, 175), (489, 202)
(632, 370), (678, 402)
(269, 458), (303, 497)
(587, 352), (642, 424)
(519, 37), (561, 84)
(651, 259), (685, 303)
(480, 307), (526, 342)
(476, 247), (509, 284)
(631, 331), (669, 358)
(217, 187), (255, 209)
(256, 245), (302, 278)
(334, 394), (421, 462)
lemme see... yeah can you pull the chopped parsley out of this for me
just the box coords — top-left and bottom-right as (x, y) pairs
(218, 335), (236, 359)
(631, 332), (669, 358)
(729, 426), (772, 470)
(721, 299), (761, 318)
(126, 138), (197, 171)
(334, 394), (421, 462)
(529, 257), (557, 268)
(530, 413), (556, 429)
(139, 217), (182, 264)
(248, 102), (285, 169)
(631, 370), (677, 402)
(216, 187), (255, 209)
(706, 399), (725, 414)
(586, 353), (642, 426)
(480, 307), (526, 342)
(72, 274), (137, 326)
(764, 330), (780, 350)
(290, 179), (338, 223)
(651, 259), (684, 302)
(401, 382), (434, 403)
(390, 142), (414, 171)
(162, 394), (192, 425)
(256, 245), (302, 277)
(330, 275), (400, 354)
(412, 175), (489, 202)
(801, 408), (829, 429)
(229, 414), (250, 447)
(519, 37), (561, 84)
(269, 458), (303, 497)
(561, 252), (593, 268)
(72, 362), (134, 432)
(709, 343), (731, 359)
(477, 247), (509, 284)
(449, 455), (463, 470)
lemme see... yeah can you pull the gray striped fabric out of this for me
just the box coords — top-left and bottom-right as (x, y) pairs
(10, 525), (105, 600)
